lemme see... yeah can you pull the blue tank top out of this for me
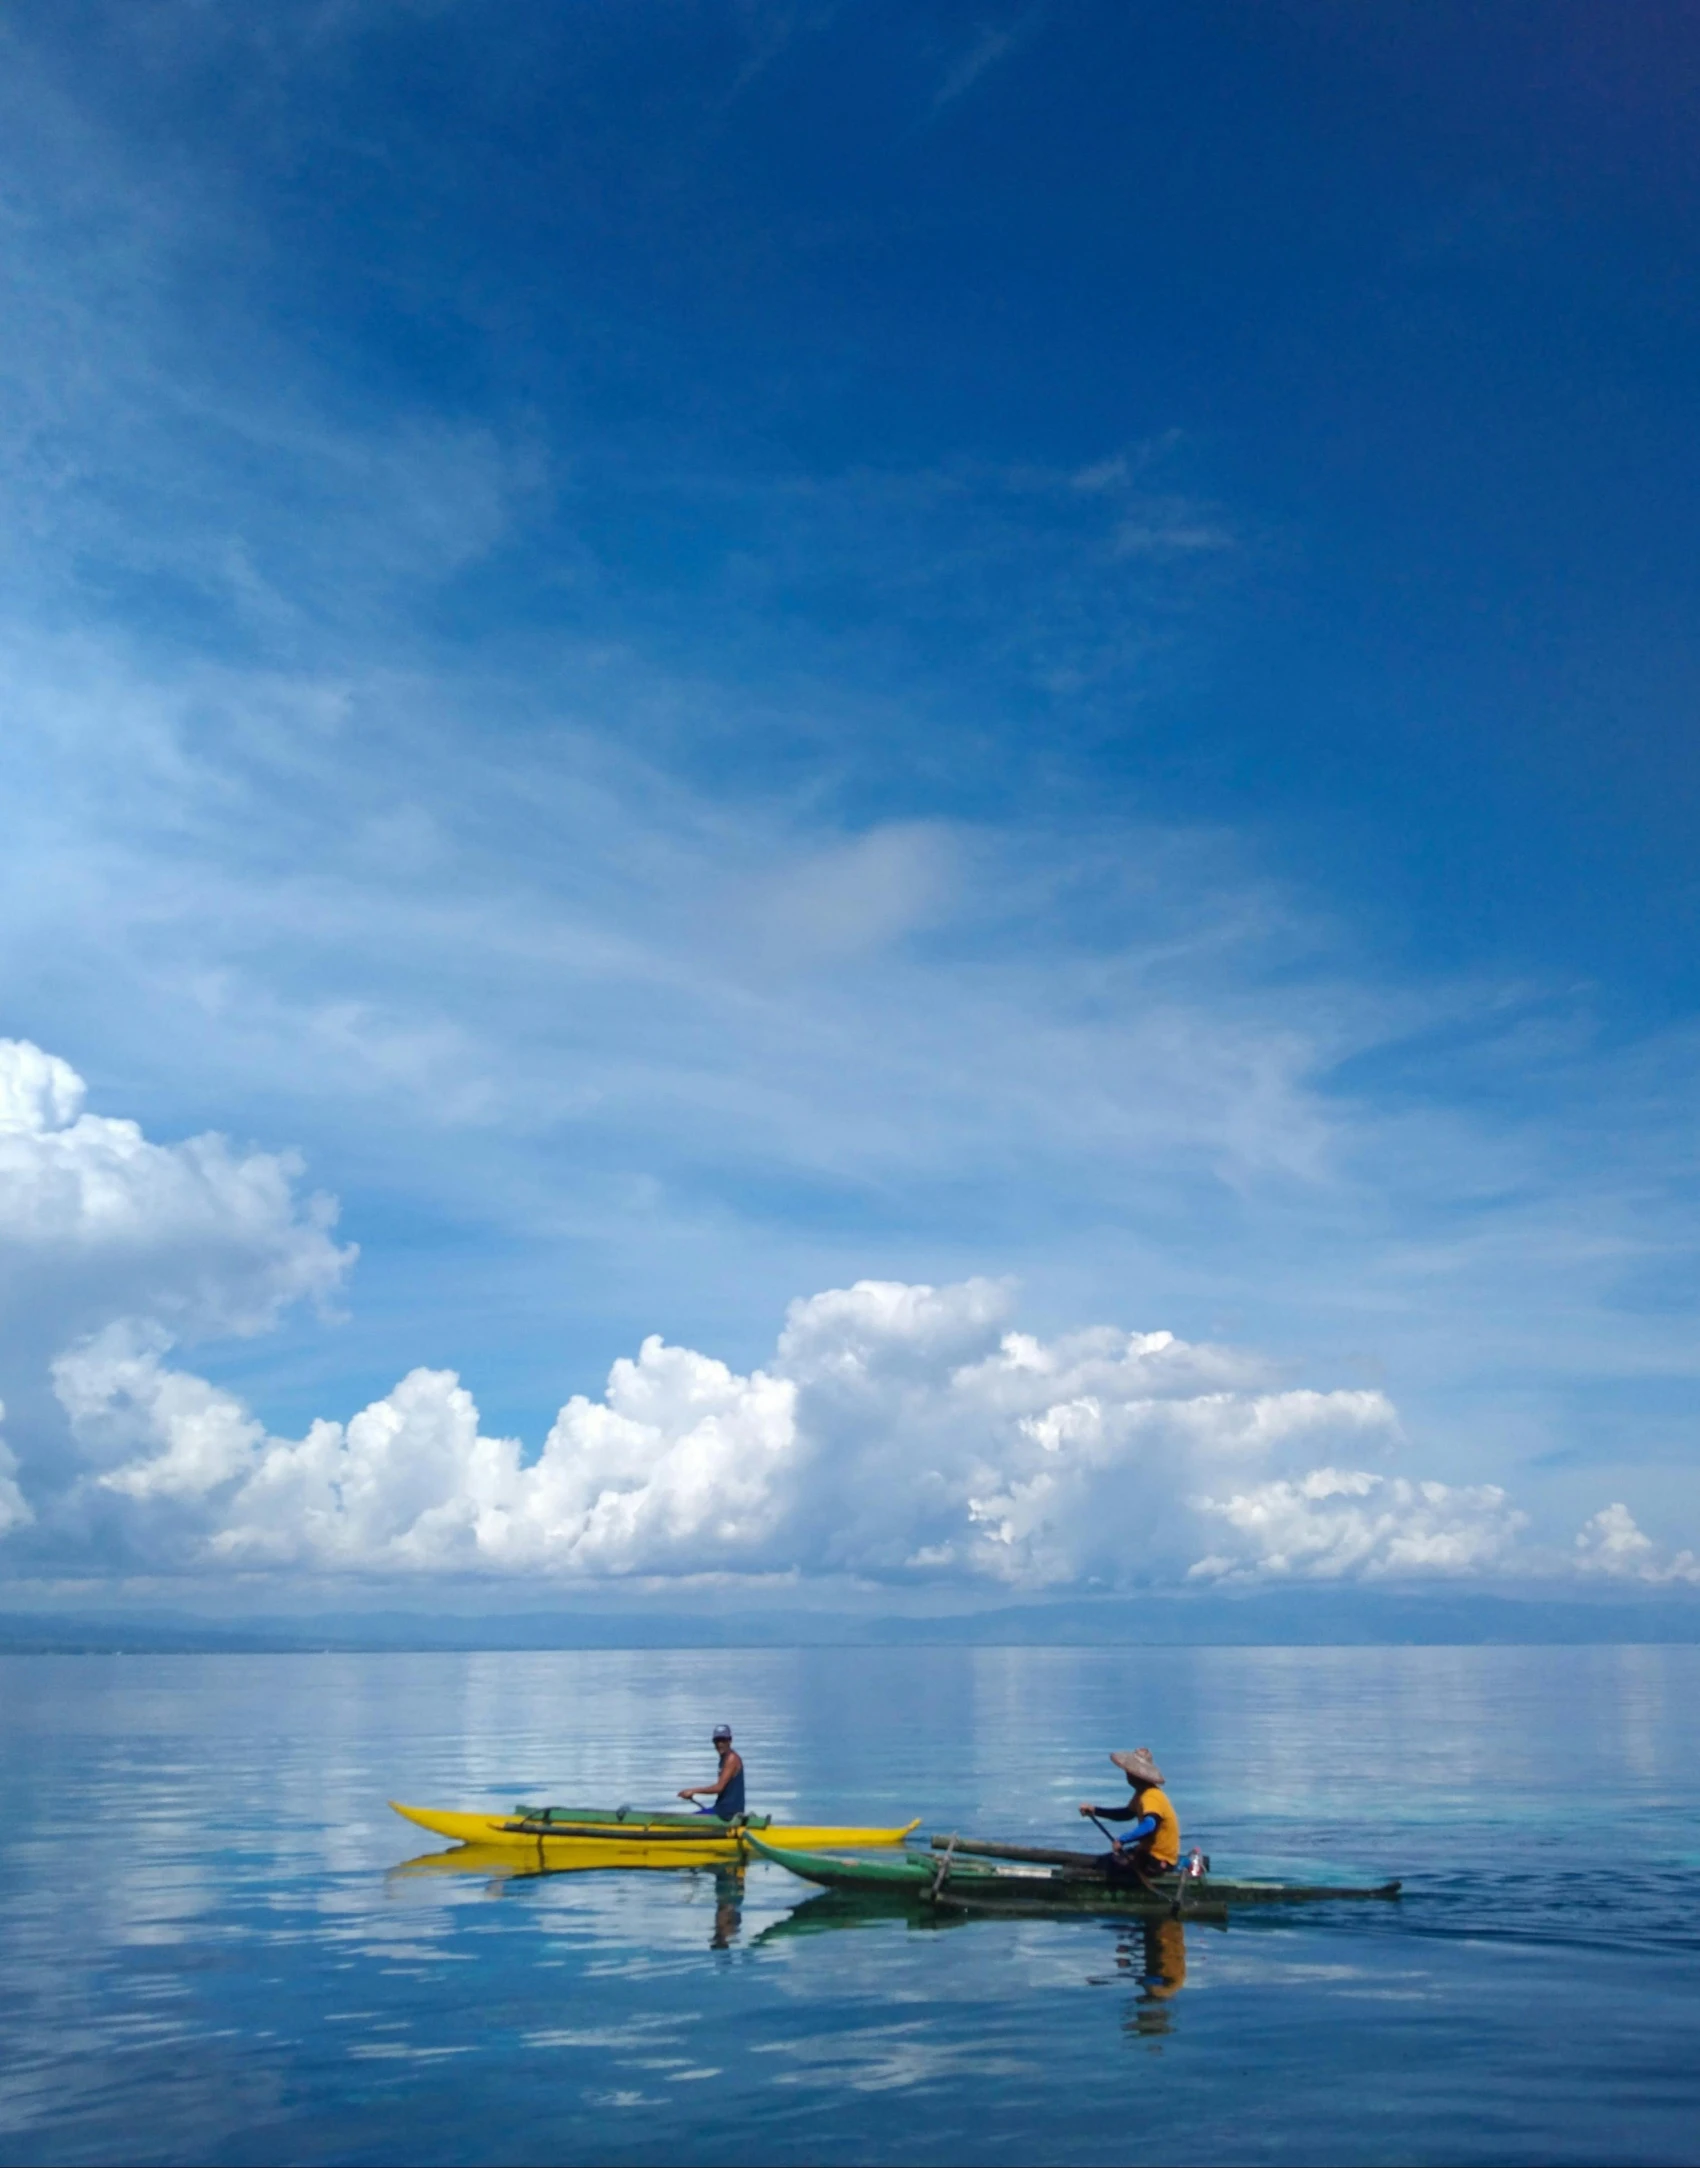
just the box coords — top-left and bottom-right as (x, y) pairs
(713, 1755), (746, 1820)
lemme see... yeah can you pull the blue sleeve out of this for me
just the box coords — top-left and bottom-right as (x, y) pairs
(1092, 1800), (1140, 1821)
(1122, 1813), (1159, 1842)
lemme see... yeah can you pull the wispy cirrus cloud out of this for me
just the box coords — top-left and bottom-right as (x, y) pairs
(933, 11), (1044, 110)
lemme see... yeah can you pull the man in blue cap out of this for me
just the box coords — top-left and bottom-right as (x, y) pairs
(678, 1724), (746, 1819)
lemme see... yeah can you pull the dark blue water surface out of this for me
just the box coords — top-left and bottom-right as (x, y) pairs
(0, 1646), (1696, 2165)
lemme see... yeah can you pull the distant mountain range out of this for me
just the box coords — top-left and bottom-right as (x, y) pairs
(3, 1589), (1698, 1652)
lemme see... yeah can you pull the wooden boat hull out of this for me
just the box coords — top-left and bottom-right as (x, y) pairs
(747, 1836), (1400, 1914)
(389, 1802), (922, 1861)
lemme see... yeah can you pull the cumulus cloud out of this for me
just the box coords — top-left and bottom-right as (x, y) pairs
(56, 1273), (1477, 1588)
(1574, 1502), (1700, 1586)
(206, 1340), (801, 1574)
(53, 1323), (265, 1502)
(1187, 1469), (1525, 1584)
(5, 1043), (1689, 1592)
(0, 1406), (33, 1537)
(0, 1038), (351, 1346)
(0, 1037), (353, 1523)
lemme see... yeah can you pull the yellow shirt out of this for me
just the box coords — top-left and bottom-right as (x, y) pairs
(1138, 1786), (1181, 1867)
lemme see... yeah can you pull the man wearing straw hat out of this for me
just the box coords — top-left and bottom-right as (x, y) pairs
(1079, 1747), (1181, 1876)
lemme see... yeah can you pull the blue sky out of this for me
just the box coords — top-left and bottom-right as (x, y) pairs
(1, 2), (1698, 1600)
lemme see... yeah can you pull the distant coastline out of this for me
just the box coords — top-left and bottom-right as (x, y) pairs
(5, 1590), (1699, 1654)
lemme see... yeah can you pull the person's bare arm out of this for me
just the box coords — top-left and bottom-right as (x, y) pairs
(679, 1751), (742, 1803)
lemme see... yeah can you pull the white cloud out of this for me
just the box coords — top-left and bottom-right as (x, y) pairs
(1574, 1502), (1700, 1586)
(0, 1037), (352, 1530)
(1188, 1469), (1525, 1584)
(5, 1044), (1695, 1596)
(53, 1322), (265, 1501)
(67, 1274), (1455, 1588)
(206, 1341), (801, 1575)
(0, 1040), (86, 1133)
(729, 823), (961, 969)
(0, 1405), (33, 1536)
(0, 1037), (351, 1346)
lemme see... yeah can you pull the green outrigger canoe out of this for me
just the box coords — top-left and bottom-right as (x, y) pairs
(748, 1832), (1401, 1920)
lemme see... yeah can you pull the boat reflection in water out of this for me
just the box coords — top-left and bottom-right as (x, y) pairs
(389, 1844), (546, 1892)
(760, 1888), (1196, 2041)
(750, 1890), (967, 1945)
(389, 1848), (1194, 2007)
(388, 1846), (751, 1950)
(756, 1888), (1192, 2017)
(1090, 1917), (1189, 2042)
(710, 1866), (744, 1949)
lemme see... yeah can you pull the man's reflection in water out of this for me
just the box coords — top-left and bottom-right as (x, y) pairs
(1117, 1919), (1187, 2041)
(710, 1866), (745, 1949)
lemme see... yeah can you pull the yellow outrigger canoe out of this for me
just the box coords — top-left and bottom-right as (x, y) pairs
(390, 1801), (922, 1867)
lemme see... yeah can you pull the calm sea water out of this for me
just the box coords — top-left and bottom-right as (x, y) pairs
(0, 1645), (1695, 2166)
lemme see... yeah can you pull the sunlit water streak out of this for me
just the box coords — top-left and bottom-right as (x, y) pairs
(0, 1646), (1696, 2164)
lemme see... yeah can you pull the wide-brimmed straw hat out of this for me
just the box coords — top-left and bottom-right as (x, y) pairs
(1109, 1747), (1163, 1785)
